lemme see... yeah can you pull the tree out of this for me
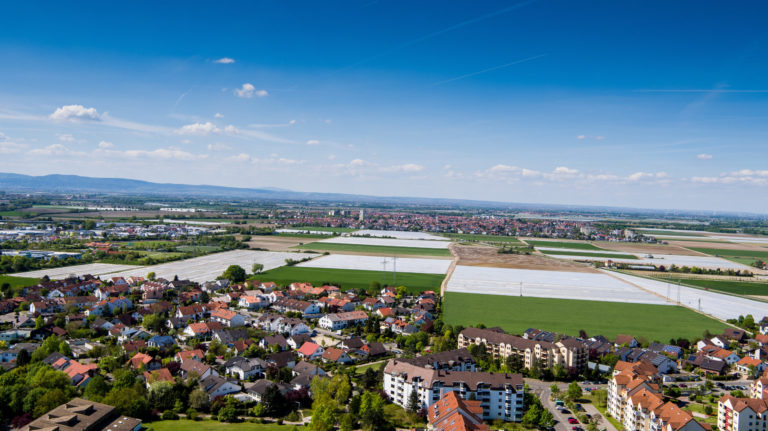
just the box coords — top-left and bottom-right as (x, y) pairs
(568, 381), (583, 400)
(16, 349), (30, 366)
(359, 391), (387, 431)
(218, 398), (239, 422)
(550, 383), (561, 399)
(592, 389), (608, 408)
(149, 381), (176, 411)
(406, 390), (420, 413)
(538, 409), (555, 428)
(221, 265), (246, 283)
(522, 403), (542, 427)
(252, 263), (264, 274)
(189, 388), (210, 411)
(147, 272), (156, 281)
(262, 384), (288, 417)
(142, 314), (166, 333)
(83, 375), (110, 401)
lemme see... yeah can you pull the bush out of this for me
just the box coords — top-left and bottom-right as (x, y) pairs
(186, 408), (198, 421)
(277, 419), (284, 425)
(704, 406), (714, 415)
(161, 410), (179, 420)
(285, 410), (301, 422)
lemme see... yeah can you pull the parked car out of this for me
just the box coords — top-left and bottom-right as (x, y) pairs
(568, 418), (579, 424)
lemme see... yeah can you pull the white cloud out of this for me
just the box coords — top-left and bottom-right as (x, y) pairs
(306, 139), (320, 145)
(214, 57), (235, 64)
(117, 146), (206, 161)
(28, 143), (84, 156)
(380, 163), (424, 173)
(50, 105), (102, 121)
(57, 134), (75, 142)
(176, 122), (221, 136)
(0, 132), (26, 154)
(697, 153), (713, 160)
(207, 142), (232, 151)
(554, 166), (578, 175)
(691, 176), (719, 184)
(328, 154), (336, 160)
(214, 113), (224, 118)
(234, 83), (268, 98)
(98, 141), (114, 149)
(576, 135), (586, 140)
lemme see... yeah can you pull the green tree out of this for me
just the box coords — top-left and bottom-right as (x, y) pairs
(218, 398), (239, 422)
(148, 381), (176, 411)
(189, 388), (209, 411)
(406, 390), (420, 413)
(252, 263), (264, 274)
(538, 409), (555, 428)
(16, 348), (30, 366)
(262, 384), (288, 417)
(359, 391), (387, 431)
(147, 272), (156, 281)
(221, 265), (246, 283)
(568, 381), (583, 400)
(142, 314), (166, 333)
(83, 375), (110, 401)
(522, 403), (542, 427)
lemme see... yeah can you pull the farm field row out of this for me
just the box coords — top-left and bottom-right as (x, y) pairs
(318, 236), (450, 249)
(645, 275), (768, 296)
(292, 226), (357, 233)
(12, 263), (141, 279)
(443, 292), (728, 341)
(446, 265), (668, 305)
(538, 249), (639, 259)
(255, 266), (445, 294)
(440, 233), (521, 243)
(297, 254), (451, 274)
(688, 247), (768, 266)
(549, 253), (753, 271)
(294, 242), (452, 257)
(351, 229), (448, 240)
(522, 239), (603, 250)
(606, 270), (768, 321)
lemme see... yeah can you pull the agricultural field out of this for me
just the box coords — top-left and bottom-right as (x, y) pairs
(318, 236), (450, 249)
(294, 242), (452, 257)
(446, 265), (668, 304)
(351, 230), (448, 240)
(255, 266), (445, 294)
(646, 276), (768, 296)
(0, 274), (40, 290)
(538, 249), (639, 259)
(11, 263), (141, 279)
(522, 240), (603, 250)
(443, 292), (729, 341)
(148, 420), (305, 431)
(441, 233), (521, 243)
(452, 244), (596, 272)
(608, 270), (768, 321)
(687, 247), (768, 266)
(297, 254), (451, 274)
(108, 250), (319, 283)
(292, 226), (357, 233)
(637, 229), (710, 237)
(550, 253), (753, 271)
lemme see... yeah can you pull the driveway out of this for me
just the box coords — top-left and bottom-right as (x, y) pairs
(526, 379), (617, 431)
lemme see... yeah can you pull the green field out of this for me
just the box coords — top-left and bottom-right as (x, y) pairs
(523, 240), (604, 250)
(441, 233), (521, 243)
(638, 229), (708, 237)
(291, 226), (357, 233)
(539, 249), (639, 259)
(294, 242), (452, 257)
(148, 420), (305, 431)
(655, 277), (768, 296)
(176, 245), (222, 253)
(443, 292), (728, 341)
(688, 247), (768, 265)
(0, 275), (40, 289)
(255, 266), (445, 294)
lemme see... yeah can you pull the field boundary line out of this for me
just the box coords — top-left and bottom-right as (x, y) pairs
(441, 245), (459, 297)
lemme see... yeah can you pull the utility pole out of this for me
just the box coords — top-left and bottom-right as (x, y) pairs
(520, 281), (523, 297)
(677, 280), (681, 305)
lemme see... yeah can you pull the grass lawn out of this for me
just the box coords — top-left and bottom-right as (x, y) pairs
(523, 240), (604, 250)
(688, 247), (768, 266)
(254, 266), (445, 294)
(0, 274), (40, 289)
(293, 242), (452, 257)
(383, 403), (426, 428)
(441, 233), (521, 243)
(655, 277), (768, 296)
(148, 419), (305, 431)
(443, 292), (729, 341)
(292, 226), (357, 233)
(539, 249), (639, 259)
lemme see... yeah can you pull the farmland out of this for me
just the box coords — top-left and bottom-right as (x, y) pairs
(12, 263), (141, 280)
(441, 233), (521, 243)
(351, 230), (448, 240)
(255, 266), (445, 294)
(0, 275), (40, 293)
(298, 254), (451, 274)
(292, 226), (357, 233)
(687, 247), (768, 266)
(522, 240), (603, 250)
(318, 236), (450, 249)
(443, 292), (729, 341)
(446, 265), (668, 304)
(646, 275), (768, 296)
(538, 249), (639, 259)
(294, 242), (452, 257)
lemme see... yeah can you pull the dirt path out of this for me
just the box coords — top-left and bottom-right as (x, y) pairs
(440, 245), (460, 297)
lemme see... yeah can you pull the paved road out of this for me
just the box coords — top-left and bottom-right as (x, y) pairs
(526, 379), (617, 431)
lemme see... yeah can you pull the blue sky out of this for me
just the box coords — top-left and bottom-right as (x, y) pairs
(1, 1), (767, 212)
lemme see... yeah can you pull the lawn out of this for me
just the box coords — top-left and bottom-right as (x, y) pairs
(539, 249), (639, 259)
(523, 240), (604, 250)
(148, 419), (304, 431)
(441, 233), (521, 243)
(0, 275), (40, 289)
(293, 242), (452, 257)
(443, 292), (729, 341)
(291, 226), (357, 233)
(688, 247), (768, 266)
(254, 266), (445, 294)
